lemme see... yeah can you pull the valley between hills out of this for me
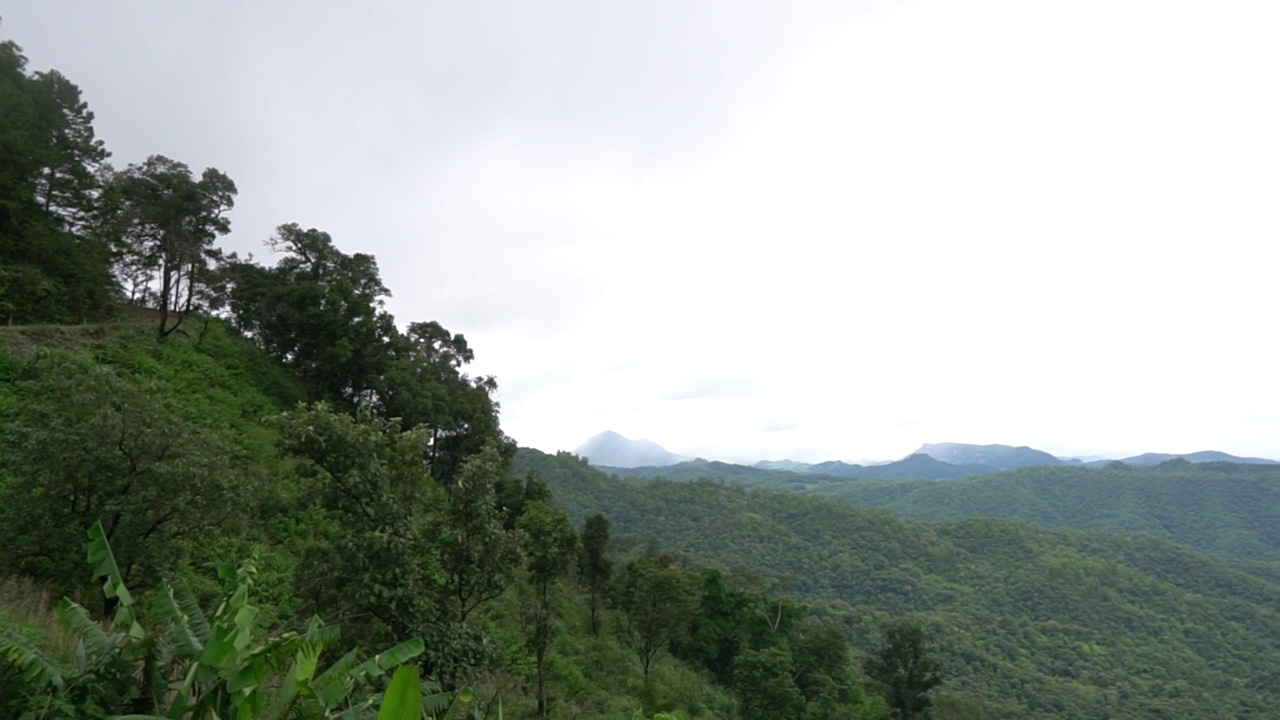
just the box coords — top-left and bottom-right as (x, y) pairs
(519, 445), (1280, 718)
(4, 24), (1280, 718)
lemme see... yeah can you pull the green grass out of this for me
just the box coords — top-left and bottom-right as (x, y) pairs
(0, 576), (78, 668)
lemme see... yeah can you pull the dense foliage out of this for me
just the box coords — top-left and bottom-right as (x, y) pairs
(4, 22), (1278, 720)
(0, 315), (831, 720)
(0, 521), (426, 719)
(605, 458), (1280, 563)
(814, 463), (1280, 563)
(0, 27), (892, 720)
(518, 448), (1280, 719)
(0, 35), (114, 324)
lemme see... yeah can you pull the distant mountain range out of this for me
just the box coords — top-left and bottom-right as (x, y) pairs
(514, 446), (1280, 717)
(914, 442), (1076, 469)
(752, 442), (1279, 478)
(1118, 450), (1280, 466)
(575, 433), (1278, 481)
(913, 443), (1279, 469)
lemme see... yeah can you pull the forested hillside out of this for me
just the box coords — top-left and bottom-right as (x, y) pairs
(1, 321), (919, 719)
(0, 29), (898, 720)
(813, 463), (1280, 563)
(606, 455), (991, 482)
(605, 457), (1280, 563)
(518, 449), (1280, 719)
(5, 22), (1279, 720)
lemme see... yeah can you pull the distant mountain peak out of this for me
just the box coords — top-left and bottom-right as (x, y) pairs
(753, 459), (812, 473)
(1117, 450), (1279, 466)
(913, 442), (1067, 470)
(585, 430), (626, 443)
(574, 431), (688, 468)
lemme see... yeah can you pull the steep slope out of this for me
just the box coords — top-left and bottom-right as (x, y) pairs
(0, 320), (304, 429)
(516, 448), (1280, 719)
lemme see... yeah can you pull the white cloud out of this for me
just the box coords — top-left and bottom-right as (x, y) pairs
(7, 0), (1279, 462)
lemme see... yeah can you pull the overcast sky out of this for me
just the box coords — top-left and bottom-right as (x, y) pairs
(7, 1), (1280, 463)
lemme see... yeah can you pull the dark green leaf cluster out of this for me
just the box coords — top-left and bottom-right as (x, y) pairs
(1, 521), (426, 718)
(0, 346), (260, 596)
(862, 623), (944, 720)
(0, 36), (115, 324)
(219, 223), (506, 485)
(671, 567), (882, 720)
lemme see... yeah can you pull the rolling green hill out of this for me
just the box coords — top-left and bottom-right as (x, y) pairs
(598, 453), (1280, 564)
(607, 454), (992, 482)
(518, 448), (1280, 719)
(1117, 450), (1278, 466)
(812, 463), (1280, 563)
(597, 459), (839, 487)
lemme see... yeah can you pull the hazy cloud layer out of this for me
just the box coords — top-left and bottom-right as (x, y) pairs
(7, 0), (1279, 462)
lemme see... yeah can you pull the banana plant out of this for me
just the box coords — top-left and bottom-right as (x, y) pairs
(2, 521), (428, 719)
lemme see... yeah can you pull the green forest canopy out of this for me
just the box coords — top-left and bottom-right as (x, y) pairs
(603, 459), (1280, 563)
(3, 22), (1279, 720)
(519, 448), (1280, 719)
(0, 28), (891, 719)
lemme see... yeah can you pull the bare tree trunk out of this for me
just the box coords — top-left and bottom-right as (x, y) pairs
(157, 262), (172, 339)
